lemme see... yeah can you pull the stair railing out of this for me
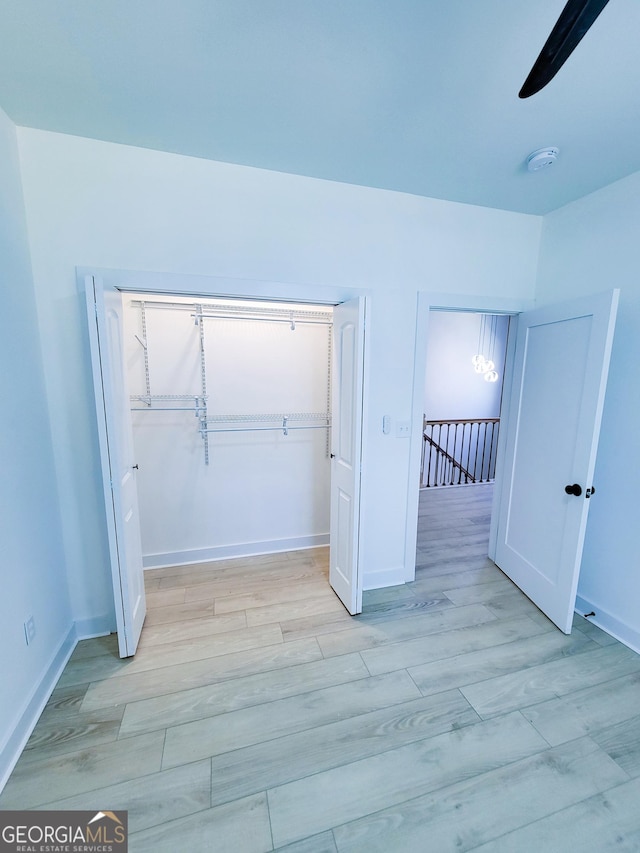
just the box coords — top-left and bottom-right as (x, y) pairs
(421, 417), (500, 487)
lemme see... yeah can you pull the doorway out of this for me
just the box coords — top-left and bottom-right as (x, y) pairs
(415, 309), (511, 589)
(420, 310), (510, 490)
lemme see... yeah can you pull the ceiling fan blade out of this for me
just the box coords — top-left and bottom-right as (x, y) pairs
(519, 0), (611, 98)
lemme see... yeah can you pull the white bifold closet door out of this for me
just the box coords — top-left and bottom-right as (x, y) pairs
(86, 276), (146, 657)
(329, 297), (366, 615)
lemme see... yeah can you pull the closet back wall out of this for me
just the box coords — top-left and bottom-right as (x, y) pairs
(124, 297), (332, 567)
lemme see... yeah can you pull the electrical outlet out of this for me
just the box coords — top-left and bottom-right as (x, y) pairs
(24, 615), (36, 646)
(396, 421), (411, 437)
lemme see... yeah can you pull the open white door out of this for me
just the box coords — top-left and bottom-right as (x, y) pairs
(329, 297), (366, 614)
(86, 277), (146, 657)
(494, 290), (619, 633)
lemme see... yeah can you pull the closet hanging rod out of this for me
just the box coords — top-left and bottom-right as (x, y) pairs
(131, 406), (205, 412)
(130, 394), (207, 413)
(192, 313), (332, 328)
(201, 424), (330, 435)
(204, 412), (330, 424)
(202, 413), (331, 436)
(130, 394), (208, 400)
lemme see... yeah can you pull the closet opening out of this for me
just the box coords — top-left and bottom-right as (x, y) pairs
(87, 273), (366, 655)
(124, 293), (335, 574)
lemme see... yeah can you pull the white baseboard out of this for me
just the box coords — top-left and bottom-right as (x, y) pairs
(363, 565), (406, 591)
(143, 534), (330, 570)
(0, 616), (120, 794)
(575, 595), (640, 654)
(75, 613), (116, 640)
(0, 625), (77, 793)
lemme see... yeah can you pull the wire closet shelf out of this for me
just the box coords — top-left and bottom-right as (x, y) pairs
(128, 299), (333, 463)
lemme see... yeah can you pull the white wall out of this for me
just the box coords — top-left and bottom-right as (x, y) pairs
(124, 296), (332, 565)
(537, 171), (640, 651)
(15, 127), (542, 605)
(0, 108), (72, 787)
(424, 311), (509, 420)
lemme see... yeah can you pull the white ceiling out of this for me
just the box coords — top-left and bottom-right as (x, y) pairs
(1, 0), (639, 215)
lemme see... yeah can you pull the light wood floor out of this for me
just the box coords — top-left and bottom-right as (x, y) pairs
(3, 484), (640, 851)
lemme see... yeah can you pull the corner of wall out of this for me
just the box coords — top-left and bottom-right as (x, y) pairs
(575, 595), (640, 655)
(0, 105), (77, 794)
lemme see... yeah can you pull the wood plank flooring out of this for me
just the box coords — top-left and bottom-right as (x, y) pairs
(3, 483), (640, 851)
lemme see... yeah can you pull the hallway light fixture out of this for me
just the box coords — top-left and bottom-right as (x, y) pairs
(472, 315), (500, 383)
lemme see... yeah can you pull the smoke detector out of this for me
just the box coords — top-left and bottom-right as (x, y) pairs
(527, 147), (559, 172)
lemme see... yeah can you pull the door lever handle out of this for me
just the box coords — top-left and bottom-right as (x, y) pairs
(564, 483), (582, 497)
